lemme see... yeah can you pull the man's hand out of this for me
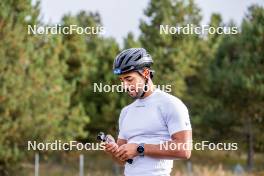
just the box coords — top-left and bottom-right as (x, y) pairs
(103, 142), (119, 155)
(115, 143), (138, 161)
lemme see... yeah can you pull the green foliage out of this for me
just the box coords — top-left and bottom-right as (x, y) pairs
(140, 0), (206, 97)
(188, 4), (264, 170)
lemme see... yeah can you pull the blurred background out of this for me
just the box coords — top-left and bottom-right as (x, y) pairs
(0, 0), (263, 175)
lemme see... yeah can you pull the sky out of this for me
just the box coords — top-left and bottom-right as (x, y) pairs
(39, 0), (264, 45)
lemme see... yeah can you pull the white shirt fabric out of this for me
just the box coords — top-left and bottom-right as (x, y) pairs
(118, 88), (192, 176)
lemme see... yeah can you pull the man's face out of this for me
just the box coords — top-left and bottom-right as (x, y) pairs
(119, 71), (147, 98)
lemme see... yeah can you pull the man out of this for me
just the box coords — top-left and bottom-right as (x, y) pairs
(104, 48), (192, 176)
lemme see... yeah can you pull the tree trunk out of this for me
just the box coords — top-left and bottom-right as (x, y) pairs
(246, 117), (254, 171)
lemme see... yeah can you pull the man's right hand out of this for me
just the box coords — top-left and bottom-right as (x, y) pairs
(101, 138), (128, 166)
(103, 142), (119, 155)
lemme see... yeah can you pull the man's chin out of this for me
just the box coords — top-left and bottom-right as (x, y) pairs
(128, 92), (137, 98)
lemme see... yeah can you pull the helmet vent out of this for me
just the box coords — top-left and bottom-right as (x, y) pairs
(134, 55), (141, 61)
(118, 55), (126, 67)
(125, 55), (134, 64)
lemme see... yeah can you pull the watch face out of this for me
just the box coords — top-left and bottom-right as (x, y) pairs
(137, 145), (144, 153)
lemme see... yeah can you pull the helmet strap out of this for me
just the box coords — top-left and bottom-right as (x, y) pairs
(139, 78), (148, 98)
(136, 69), (149, 98)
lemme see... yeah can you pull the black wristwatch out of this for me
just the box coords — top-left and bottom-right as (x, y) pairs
(137, 143), (145, 156)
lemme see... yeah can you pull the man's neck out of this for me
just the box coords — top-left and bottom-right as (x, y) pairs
(141, 83), (156, 99)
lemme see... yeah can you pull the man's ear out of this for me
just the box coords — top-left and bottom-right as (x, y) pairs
(142, 68), (150, 78)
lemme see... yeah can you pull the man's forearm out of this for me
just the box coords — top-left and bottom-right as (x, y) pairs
(144, 141), (191, 159)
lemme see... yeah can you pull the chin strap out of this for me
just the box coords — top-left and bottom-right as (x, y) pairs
(140, 78), (149, 98)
